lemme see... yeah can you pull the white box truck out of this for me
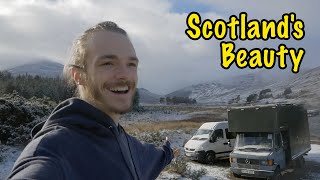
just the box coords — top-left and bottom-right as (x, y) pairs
(184, 121), (236, 164)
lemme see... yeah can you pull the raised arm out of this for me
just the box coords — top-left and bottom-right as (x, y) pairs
(127, 135), (174, 180)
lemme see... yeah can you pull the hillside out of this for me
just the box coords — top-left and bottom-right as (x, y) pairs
(166, 72), (274, 104)
(265, 66), (320, 108)
(138, 88), (162, 104)
(165, 67), (320, 107)
(5, 60), (63, 77)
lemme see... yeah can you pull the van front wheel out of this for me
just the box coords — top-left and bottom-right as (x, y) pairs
(205, 151), (216, 164)
(270, 166), (281, 180)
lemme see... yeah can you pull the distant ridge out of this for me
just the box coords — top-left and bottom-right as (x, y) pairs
(138, 88), (162, 104)
(164, 66), (320, 106)
(5, 60), (63, 77)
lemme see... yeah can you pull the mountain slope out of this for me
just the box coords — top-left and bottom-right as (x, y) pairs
(165, 67), (320, 106)
(138, 88), (162, 104)
(166, 72), (274, 104)
(265, 66), (320, 108)
(5, 60), (63, 77)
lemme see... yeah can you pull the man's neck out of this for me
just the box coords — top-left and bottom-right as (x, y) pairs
(81, 98), (120, 126)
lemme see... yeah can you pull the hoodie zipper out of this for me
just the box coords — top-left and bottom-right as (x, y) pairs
(109, 126), (139, 180)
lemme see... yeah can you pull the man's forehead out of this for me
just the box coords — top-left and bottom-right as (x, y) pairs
(87, 31), (136, 56)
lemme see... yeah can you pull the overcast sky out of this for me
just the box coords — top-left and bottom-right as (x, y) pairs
(0, 0), (319, 94)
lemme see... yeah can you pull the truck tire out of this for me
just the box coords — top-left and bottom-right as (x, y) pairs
(296, 156), (305, 168)
(270, 166), (281, 180)
(233, 172), (241, 178)
(205, 151), (216, 164)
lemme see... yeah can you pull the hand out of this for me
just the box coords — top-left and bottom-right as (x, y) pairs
(173, 148), (180, 158)
(165, 137), (180, 158)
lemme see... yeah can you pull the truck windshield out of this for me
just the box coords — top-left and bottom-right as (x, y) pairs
(235, 132), (273, 151)
(194, 129), (213, 136)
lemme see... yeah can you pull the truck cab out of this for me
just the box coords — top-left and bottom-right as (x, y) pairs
(184, 121), (236, 164)
(230, 132), (286, 179)
(228, 104), (311, 179)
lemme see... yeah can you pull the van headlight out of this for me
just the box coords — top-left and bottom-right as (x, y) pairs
(261, 159), (274, 166)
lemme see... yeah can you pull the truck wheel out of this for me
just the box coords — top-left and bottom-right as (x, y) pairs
(296, 156), (305, 168)
(205, 151), (216, 164)
(233, 172), (241, 178)
(271, 166), (281, 180)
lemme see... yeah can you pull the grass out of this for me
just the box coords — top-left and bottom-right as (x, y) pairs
(123, 116), (224, 134)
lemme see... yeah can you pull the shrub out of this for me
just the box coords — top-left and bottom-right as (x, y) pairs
(0, 92), (55, 145)
(165, 156), (207, 180)
(283, 87), (294, 99)
(258, 89), (272, 100)
(131, 132), (165, 147)
(184, 166), (208, 180)
(166, 157), (188, 175)
(246, 93), (258, 103)
(284, 87), (292, 96)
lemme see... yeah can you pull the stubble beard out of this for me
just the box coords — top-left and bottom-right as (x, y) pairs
(87, 80), (135, 115)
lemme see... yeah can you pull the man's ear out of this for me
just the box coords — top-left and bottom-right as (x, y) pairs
(71, 67), (85, 85)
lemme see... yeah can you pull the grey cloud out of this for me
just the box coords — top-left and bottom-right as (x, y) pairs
(0, 0), (318, 94)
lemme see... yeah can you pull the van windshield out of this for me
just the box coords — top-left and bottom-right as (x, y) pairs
(235, 132), (273, 151)
(195, 129), (213, 136)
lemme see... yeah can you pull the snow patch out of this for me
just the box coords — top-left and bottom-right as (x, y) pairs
(0, 145), (23, 180)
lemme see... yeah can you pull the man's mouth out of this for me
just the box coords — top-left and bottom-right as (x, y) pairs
(109, 86), (129, 94)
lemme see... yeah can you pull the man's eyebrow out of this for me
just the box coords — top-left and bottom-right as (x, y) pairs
(97, 54), (139, 62)
(129, 57), (139, 62)
(97, 54), (117, 60)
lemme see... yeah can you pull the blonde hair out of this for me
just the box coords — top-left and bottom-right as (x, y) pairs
(63, 21), (128, 95)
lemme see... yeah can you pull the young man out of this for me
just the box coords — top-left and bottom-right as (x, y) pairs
(8, 21), (175, 180)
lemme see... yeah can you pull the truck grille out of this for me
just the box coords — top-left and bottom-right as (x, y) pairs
(237, 158), (259, 165)
(237, 158), (260, 169)
(238, 163), (260, 169)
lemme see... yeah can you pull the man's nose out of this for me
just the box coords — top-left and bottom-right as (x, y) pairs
(114, 64), (129, 79)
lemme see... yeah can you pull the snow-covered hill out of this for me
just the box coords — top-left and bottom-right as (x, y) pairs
(165, 67), (320, 107)
(265, 66), (320, 108)
(166, 72), (275, 104)
(138, 88), (162, 104)
(5, 60), (63, 77)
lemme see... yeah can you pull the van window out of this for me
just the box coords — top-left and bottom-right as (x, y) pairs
(225, 129), (236, 139)
(214, 129), (224, 139)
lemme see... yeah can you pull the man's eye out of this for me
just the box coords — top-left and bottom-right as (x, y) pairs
(128, 63), (137, 67)
(102, 62), (113, 66)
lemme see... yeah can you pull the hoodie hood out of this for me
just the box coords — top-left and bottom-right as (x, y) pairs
(32, 98), (118, 139)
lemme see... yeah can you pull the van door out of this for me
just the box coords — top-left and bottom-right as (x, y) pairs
(225, 128), (236, 153)
(274, 132), (286, 169)
(209, 129), (226, 157)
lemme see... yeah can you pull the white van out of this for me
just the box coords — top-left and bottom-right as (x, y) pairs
(184, 121), (236, 163)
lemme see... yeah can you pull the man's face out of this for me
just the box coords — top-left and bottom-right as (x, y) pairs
(84, 31), (138, 115)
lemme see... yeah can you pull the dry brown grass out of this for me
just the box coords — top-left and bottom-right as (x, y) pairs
(123, 116), (223, 134)
(123, 105), (228, 134)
